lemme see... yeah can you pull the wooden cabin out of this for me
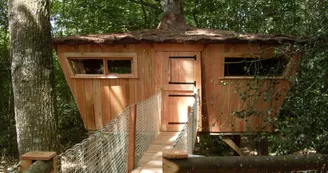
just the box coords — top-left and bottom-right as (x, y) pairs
(53, 29), (302, 133)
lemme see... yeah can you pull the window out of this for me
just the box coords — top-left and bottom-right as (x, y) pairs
(107, 59), (132, 74)
(70, 59), (104, 74)
(65, 53), (137, 78)
(224, 57), (288, 77)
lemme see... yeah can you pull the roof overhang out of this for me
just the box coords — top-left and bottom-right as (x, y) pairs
(52, 29), (307, 45)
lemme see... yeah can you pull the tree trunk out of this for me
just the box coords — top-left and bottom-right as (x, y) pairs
(157, 0), (190, 31)
(8, 0), (57, 155)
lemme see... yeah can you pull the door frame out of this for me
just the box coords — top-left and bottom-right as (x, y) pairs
(155, 48), (202, 131)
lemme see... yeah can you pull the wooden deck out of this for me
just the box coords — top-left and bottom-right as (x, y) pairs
(131, 132), (179, 173)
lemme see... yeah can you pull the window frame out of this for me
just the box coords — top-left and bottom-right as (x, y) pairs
(222, 56), (289, 79)
(64, 52), (138, 79)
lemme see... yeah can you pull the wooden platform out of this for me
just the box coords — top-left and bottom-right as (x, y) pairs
(131, 132), (179, 173)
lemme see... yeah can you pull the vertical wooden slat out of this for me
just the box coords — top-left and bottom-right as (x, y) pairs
(75, 79), (87, 127)
(101, 80), (111, 126)
(142, 48), (152, 98)
(93, 79), (103, 129)
(128, 104), (136, 172)
(84, 79), (96, 130)
(136, 49), (143, 102)
(205, 45), (216, 131)
(120, 79), (128, 109)
(108, 80), (118, 118)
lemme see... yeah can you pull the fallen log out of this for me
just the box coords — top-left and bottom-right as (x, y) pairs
(163, 153), (328, 173)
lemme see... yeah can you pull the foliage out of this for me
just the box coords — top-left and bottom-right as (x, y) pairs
(183, 0), (328, 154)
(273, 38), (328, 154)
(0, 0), (17, 157)
(51, 0), (162, 36)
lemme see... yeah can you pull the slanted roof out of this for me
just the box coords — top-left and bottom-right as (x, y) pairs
(52, 28), (306, 45)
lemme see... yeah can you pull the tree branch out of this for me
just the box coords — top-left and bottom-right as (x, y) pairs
(193, 0), (199, 27)
(139, 0), (148, 27)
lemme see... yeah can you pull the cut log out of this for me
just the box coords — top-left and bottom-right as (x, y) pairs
(24, 160), (53, 173)
(163, 154), (328, 173)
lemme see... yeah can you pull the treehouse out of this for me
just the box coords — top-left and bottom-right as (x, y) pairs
(53, 29), (302, 133)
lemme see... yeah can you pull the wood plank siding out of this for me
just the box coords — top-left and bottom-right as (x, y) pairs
(56, 43), (300, 133)
(56, 44), (156, 130)
(201, 44), (300, 132)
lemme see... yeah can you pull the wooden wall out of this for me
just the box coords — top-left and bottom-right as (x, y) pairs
(56, 44), (156, 130)
(201, 44), (300, 133)
(56, 43), (300, 133)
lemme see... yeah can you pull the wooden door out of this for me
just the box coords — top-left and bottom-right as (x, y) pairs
(158, 52), (201, 131)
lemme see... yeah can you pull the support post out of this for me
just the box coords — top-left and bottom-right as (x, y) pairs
(232, 135), (241, 156)
(20, 151), (56, 173)
(256, 137), (269, 156)
(128, 104), (137, 172)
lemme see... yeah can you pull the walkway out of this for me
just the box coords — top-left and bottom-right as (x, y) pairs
(131, 132), (179, 173)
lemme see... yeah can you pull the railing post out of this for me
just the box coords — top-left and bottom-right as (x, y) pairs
(128, 104), (137, 172)
(20, 151), (56, 173)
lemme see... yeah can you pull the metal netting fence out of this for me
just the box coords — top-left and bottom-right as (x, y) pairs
(55, 90), (162, 173)
(56, 108), (130, 173)
(171, 91), (199, 154)
(134, 90), (162, 166)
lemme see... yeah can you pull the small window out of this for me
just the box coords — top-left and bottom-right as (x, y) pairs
(69, 59), (104, 74)
(224, 57), (287, 76)
(66, 52), (138, 78)
(107, 59), (132, 74)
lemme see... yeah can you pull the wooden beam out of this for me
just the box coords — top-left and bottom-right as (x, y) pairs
(221, 136), (245, 156)
(128, 104), (137, 172)
(232, 135), (241, 156)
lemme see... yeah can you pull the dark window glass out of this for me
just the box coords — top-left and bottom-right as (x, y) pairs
(107, 60), (132, 74)
(69, 59), (104, 74)
(224, 57), (287, 76)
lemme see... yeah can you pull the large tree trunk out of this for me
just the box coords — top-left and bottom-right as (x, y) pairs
(8, 0), (57, 155)
(157, 0), (190, 31)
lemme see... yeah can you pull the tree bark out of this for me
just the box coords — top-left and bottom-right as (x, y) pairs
(157, 0), (190, 31)
(163, 154), (328, 173)
(24, 161), (53, 173)
(8, 0), (57, 155)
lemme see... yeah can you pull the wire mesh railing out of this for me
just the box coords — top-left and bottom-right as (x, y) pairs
(134, 90), (162, 167)
(171, 91), (199, 154)
(56, 108), (130, 173)
(55, 90), (162, 173)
